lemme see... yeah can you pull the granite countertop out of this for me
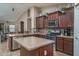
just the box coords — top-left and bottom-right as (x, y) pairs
(13, 36), (55, 51)
(57, 35), (74, 39)
(7, 33), (74, 39)
(7, 32), (46, 37)
(7, 33), (32, 37)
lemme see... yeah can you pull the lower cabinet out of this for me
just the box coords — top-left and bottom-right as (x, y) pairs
(20, 44), (53, 56)
(56, 37), (73, 55)
(56, 37), (63, 52)
(37, 44), (53, 56)
(63, 38), (73, 55)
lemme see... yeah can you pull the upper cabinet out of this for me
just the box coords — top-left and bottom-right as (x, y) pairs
(36, 11), (62, 29)
(47, 11), (62, 28)
(59, 7), (74, 28)
(48, 11), (61, 21)
(36, 16), (46, 29)
(43, 17), (48, 28)
(36, 7), (74, 29)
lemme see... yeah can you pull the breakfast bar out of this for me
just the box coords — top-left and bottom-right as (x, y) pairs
(14, 37), (54, 56)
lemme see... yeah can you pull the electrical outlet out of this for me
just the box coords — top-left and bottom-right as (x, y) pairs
(44, 50), (47, 56)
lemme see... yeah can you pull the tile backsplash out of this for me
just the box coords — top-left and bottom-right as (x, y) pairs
(37, 29), (60, 34)
(36, 28), (73, 36)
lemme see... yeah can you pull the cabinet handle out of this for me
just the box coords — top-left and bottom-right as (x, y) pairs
(75, 37), (79, 40)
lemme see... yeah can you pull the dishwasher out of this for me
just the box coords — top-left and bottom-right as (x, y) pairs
(12, 37), (21, 50)
(8, 37), (20, 51)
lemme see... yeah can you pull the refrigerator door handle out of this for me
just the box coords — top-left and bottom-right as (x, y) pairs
(75, 37), (79, 40)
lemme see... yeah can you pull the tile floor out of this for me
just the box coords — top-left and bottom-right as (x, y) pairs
(0, 41), (69, 56)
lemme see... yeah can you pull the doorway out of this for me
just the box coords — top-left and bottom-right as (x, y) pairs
(0, 23), (5, 42)
(20, 21), (24, 33)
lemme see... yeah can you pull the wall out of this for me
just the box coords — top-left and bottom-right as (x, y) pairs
(15, 11), (28, 32)
(30, 7), (39, 33)
(15, 7), (39, 33)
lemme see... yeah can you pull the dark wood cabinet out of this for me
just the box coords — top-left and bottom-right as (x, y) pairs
(64, 38), (73, 55)
(59, 7), (74, 28)
(43, 18), (48, 28)
(20, 44), (53, 56)
(56, 37), (73, 55)
(43, 11), (61, 28)
(36, 11), (62, 29)
(59, 15), (67, 27)
(37, 44), (53, 56)
(36, 16), (45, 29)
(48, 11), (61, 21)
(56, 37), (64, 52)
(36, 7), (74, 29)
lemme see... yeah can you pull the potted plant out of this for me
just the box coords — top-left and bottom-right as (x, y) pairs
(60, 7), (65, 13)
(48, 29), (52, 34)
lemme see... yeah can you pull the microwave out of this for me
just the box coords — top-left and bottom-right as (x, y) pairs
(48, 20), (58, 27)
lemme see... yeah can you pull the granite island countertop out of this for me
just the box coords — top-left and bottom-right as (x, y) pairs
(7, 32), (46, 37)
(7, 33), (32, 37)
(13, 36), (55, 51)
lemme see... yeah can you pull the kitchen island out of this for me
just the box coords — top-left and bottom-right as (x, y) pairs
(7, 33), (46, 51)
(14, 36), (54, 56)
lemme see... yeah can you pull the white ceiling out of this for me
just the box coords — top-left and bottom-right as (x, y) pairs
(0, 3), (58, 22)
(0, 3), (71, 22)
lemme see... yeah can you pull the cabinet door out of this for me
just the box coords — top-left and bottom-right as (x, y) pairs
(36, 18), (40, 28)
(59, 8), (74, 28)
(37, 44), (53, 56)
(43, 18), (48, 28)
(48, 13), (58, 20)
(40, 17), (44, 28)
(64, 11), (71, 27)
(36, 17), (44, 29)
(66, 8), (74, 27)
(56, 37), (64, 51)
(59, 15), (66, 27)
(64, 38), (73, 55)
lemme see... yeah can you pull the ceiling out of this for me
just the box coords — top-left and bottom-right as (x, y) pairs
(0, 3), (70, 22)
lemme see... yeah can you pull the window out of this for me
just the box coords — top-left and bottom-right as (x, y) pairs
(9, 25), (15, 32)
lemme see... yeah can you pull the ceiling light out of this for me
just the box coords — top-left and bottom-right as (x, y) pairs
(12, 8), (14, 12)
